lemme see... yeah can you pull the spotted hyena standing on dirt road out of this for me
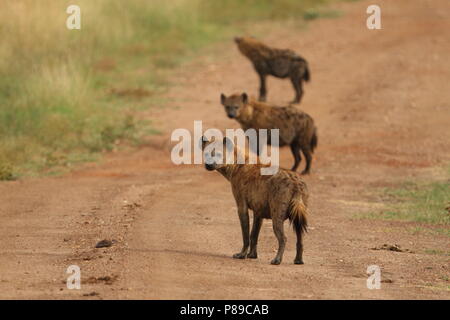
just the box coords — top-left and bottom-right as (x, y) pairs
(220, 92), (317, 174)
(235, 36), (310, 104)
(201, 136), (309, 265)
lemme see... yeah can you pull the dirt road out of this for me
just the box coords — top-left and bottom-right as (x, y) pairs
(0, 0), (449, 299)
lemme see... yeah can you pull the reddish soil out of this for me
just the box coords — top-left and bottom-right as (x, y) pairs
(0, 0), (449, 299)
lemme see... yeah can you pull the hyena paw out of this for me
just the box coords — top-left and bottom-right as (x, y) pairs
(270, 258), (281, 265)
(233, 252), (247, 259)
(294, 259), (304, 265)
(300, 169), (310, 175)
(247, 252), (258, 259)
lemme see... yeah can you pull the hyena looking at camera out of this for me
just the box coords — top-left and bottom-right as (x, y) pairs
(235, 36), (310, 104)
(220, 93), (318, 174)
(201, 136), (309, 265)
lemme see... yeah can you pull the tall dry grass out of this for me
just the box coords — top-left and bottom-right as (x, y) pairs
(0, 0), (332, 178)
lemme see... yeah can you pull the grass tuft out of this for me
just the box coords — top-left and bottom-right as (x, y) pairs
(303, 8), (341, 20)
(0, 163), (16, 181)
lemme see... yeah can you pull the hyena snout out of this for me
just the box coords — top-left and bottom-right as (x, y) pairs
(204, 153), (222, 171)
(225, 106), (239, 119)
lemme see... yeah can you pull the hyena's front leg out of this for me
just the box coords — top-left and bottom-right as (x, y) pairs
(247, 214), (263, 259)
(233, 206), (250, 259)
(258, 72), (267, 102)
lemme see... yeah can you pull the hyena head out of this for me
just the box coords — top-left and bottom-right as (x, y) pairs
(234, 36), (259, 58)
(234, 36), (247, 49)
(234, 36), (243, 44)
(220, 93), (248, 119)
(201, 136), (236, 171)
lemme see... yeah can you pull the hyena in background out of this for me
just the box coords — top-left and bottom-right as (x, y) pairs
(202, 136), (309, 265)
(220, 93), (318, 175)
(234, 36), (310, 104)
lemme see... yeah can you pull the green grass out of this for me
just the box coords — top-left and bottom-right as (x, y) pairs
(303, 8), (342, 20)
(0, 0), (340, 179)
(362, 175), (450, 227)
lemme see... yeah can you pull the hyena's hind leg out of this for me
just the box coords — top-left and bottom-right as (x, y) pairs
(294, 227), (304, 264)
(258, 72), (267, 102)
(290, 75), (304, 104)
(290, 142), (302, 171)
(247, 214), (263, 259)
(253, 134), (268, 157)
(300, 147), (313, 175)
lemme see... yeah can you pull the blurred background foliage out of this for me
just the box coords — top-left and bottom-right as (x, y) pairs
(0, 0), (334, 178)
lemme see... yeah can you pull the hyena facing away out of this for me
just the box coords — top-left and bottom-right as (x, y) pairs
(202, 136), (309, 265)
(220, 93), (318, 174)
(235, 36), (310, 104)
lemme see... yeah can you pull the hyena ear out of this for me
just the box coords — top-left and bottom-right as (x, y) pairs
(241, 93), (248, 104)
(220, 93), (226, 105)
(234, 36), (242, 43)
(223, 137), (234, 153)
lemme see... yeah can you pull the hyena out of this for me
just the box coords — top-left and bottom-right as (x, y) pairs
(220, 93), (318, 174)
(201, 136), (309, 265)
(235, 36), (310, 104)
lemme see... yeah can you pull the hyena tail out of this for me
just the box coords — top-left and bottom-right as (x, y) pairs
(310, 127), (318, 153)
(303, 64), (310, 82)
(288, 195), (308, 234)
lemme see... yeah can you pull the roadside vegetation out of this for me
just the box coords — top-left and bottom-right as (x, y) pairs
(362, 168), (450, 234)
(0, 0), (342, 178)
